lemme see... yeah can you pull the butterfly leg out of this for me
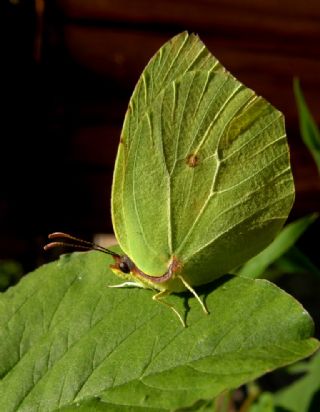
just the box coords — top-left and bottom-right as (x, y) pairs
(108, 282), (144, 288)
(152, 290), (186, 327)
(177, 275), (209, 315)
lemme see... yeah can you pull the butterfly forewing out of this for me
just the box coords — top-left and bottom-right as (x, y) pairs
(112, 32), (294, 283)
(112, 32), (222, 272)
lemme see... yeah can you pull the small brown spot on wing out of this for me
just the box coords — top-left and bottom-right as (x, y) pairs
(186, 153), (199, 168)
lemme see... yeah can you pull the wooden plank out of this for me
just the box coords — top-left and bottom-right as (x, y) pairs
(57, 0), (320, 39)
(62, 26), (320, 125)
(71, 124), (120, 166)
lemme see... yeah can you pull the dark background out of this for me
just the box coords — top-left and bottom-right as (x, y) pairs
(1, 0), (320, 273)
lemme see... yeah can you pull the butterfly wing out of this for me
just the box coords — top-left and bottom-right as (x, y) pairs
(112, 33), (294, 283)
(112, 32), (222, 275)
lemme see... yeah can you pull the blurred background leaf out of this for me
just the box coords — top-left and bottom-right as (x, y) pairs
(0, 260), (23, 291)
(294, 79), (320, 175)
(236, 214), (318, 279)
(274, 351), (320, 412)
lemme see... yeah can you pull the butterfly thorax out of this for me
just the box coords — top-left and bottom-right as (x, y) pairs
(110, 254), (185, 292)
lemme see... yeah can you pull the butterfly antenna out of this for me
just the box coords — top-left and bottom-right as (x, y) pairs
(44, 232), (120, 257)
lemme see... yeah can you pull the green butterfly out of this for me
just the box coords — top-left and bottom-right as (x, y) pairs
(46, 32), (294, 326)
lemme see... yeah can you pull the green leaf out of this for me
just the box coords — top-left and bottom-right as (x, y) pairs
(275, 246), (320, 279)
(237, 214), (318, 279)
(0, 251), (318, 411)
(112, 31), (294, 284)
(249, 393), (276, 412)
(57, 398), (168, 412)
(0, 260), (23, 291)
(294, 78), (320, 173)
(274, 351), (320, 412)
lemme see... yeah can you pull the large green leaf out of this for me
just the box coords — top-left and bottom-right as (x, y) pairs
(274, 351), (320, 412)
(248, 393), (276, 412)
(112, 32), (294, 286)
(0, 251), (318, 411)
(275, 246), (320, 279)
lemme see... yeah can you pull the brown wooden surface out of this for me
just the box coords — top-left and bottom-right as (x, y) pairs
(1, 0), (320, 266)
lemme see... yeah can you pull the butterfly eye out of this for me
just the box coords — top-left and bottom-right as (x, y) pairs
(119, 261), (131, 274)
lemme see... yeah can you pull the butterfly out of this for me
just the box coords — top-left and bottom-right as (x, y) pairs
(45, 32), (294, 326)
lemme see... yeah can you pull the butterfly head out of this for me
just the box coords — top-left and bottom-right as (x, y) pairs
(109, 254), (136, 278)
(44, 232), (143, 275)
(44, 232), (177, 289)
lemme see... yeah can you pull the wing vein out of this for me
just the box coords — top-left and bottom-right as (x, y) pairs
(194, 83), (243, 155)
(170, 72), (196, 175)
(221, 114), (283, 162)
(160, 33), (189, 84)
(184, 193), (292, 262)
(184, 76), (229, 157)
(132, 115), (158, 257)
(177, 154), (290, 255)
